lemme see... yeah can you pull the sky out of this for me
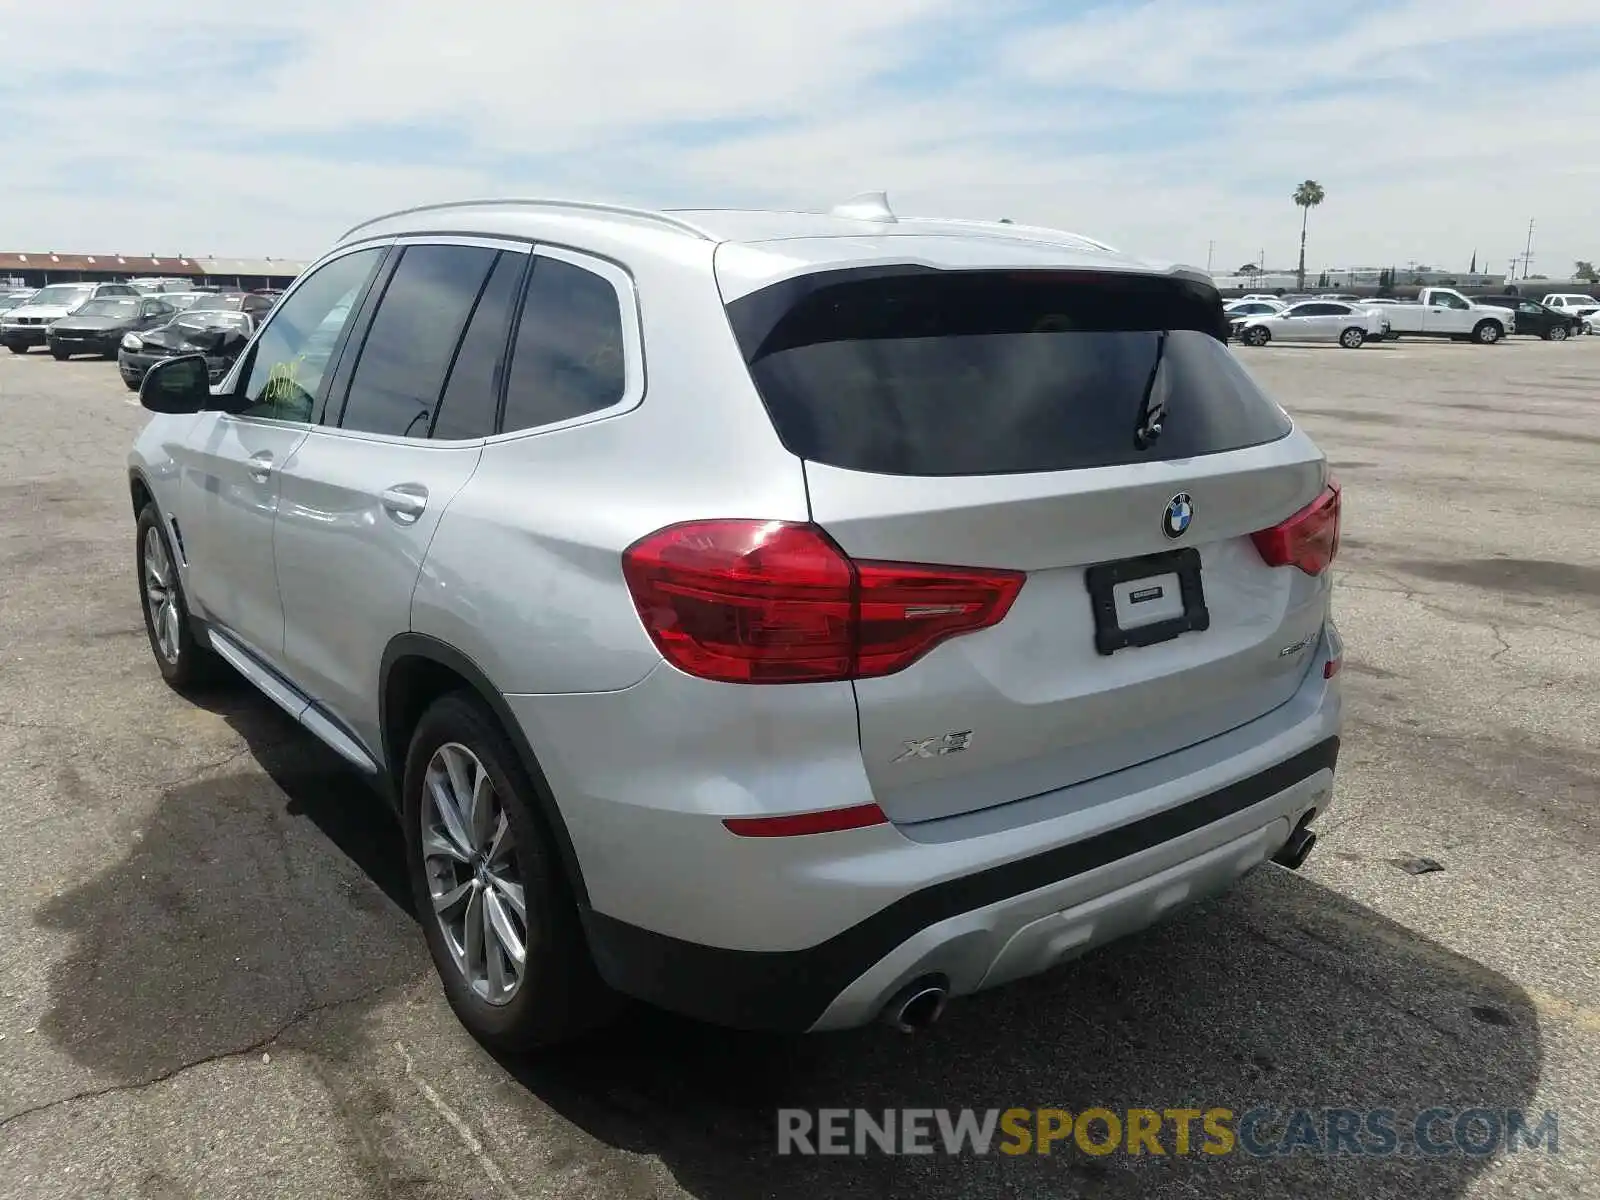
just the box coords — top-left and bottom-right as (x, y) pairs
(2, 0), (1598, 277)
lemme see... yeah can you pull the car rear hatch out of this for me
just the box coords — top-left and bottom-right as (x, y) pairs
(722, 263), (1333, 826)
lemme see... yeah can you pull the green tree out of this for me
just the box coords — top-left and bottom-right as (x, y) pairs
(1376, 268), (1394, 297)
(1316, 270), (1330, 289)
(1238, 262), (1260, 275)
(1576, 260), (1598, 283)
(1292, 179), (1326, 291)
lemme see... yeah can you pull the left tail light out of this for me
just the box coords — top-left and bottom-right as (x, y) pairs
(620, 519), (1025, 684)
(1251, 479), (1341, 576)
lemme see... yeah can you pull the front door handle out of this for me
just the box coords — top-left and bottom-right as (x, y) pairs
(381, 485), (428, 524)
(247, 451), (274, 482)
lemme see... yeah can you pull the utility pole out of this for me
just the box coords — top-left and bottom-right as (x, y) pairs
(1206, 240), (1214, 273)
(1519, 219), (1535, 279)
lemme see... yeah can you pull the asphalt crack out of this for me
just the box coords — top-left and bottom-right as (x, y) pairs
(0, 984), (393, 1131)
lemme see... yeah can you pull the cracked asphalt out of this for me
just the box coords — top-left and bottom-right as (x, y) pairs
(1, 336), (1597, 1199)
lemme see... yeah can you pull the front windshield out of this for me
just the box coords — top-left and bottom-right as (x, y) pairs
(26, 285), (93, 307)
(74, 298), (140, 318)
(190, 294), (243, 311)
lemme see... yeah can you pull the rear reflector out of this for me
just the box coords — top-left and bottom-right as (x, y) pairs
(723, 803), (889, 837)
(621, 519), (1025, 684)
(1251, 479), (1341, 576)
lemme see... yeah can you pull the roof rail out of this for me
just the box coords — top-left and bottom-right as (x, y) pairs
(337, 197), (718, 243)
(905, 216), (1119, 254)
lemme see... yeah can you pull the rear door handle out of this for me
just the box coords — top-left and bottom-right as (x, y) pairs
(247, 451), (274, 482)
(381, 484), (428, 524)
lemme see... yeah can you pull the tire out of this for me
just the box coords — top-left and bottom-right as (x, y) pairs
(1472, 320), (1502, 345)
(1547, 325), (1568, 342)
(5, 343), (25, 355)
(135, 503), (220, 690)
(1243, 326), (1271, 347)
(123, 374), (141, 392)
(50, 348), (70, 361)
(403, 692), (619, 1052)
(1338, 327), (1366, 349)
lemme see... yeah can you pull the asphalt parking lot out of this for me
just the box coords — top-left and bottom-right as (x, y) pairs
(1, 337), (1596, 1200)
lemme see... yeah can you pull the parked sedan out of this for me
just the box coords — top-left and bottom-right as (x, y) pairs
(1234, 301), (1390, 348)
(1, 281), (140, 352)
(1235, 299), (1388, 347)
(118, 308), (256, 390)
(1472, 295), (1583, 341)
(46, 296), (180, 360)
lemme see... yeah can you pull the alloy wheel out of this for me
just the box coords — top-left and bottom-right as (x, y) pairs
(142, 526), (181, 665)
(421, 742), (529, 1006)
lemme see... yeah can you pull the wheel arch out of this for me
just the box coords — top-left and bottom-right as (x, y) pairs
(379, 633), (591, 907)
(129, 467), (156, 521)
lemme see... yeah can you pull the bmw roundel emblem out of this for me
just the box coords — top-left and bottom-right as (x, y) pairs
(1162, 493), (1194, 539)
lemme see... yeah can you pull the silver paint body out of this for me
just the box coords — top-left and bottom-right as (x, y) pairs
(130, 199), (1343, 1028)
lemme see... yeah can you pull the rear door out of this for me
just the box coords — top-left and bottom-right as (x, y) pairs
(273, 239), (524, 753)
(724, 267), (1328, 824)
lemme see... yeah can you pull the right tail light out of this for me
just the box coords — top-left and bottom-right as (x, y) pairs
(1251, 479), (1341, 576)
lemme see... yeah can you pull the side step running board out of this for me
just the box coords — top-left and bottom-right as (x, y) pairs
(205, 630), (381, 776)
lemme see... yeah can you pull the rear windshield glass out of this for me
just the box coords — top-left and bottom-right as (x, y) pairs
(725, 268), (1292, 476)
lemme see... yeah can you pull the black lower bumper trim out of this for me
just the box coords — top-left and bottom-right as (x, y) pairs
(583, 736), (1340, 1031)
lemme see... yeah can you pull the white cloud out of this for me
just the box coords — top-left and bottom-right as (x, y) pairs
(0, 0), (1596, 277)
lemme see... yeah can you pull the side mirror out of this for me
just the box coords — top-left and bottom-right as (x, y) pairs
(139, 354), (211, 414)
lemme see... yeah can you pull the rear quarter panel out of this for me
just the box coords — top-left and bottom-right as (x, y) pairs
(410, 245), (812, 695)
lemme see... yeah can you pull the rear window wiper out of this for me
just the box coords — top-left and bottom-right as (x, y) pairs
(1133, 330), (1168, 450)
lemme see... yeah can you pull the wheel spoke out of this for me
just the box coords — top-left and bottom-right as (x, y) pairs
(426, 772), (475, 861)
(484, 901), (511, 995)
(484, 812), (511, 866)
(162, 601), (182, 657)
(432, 879), (473, 916)
(422, 827), (471, 865)
(485, 871), (525, 924)
(484, 888), (525, 966)
(462, 887), (485, 979)
(469, 765), (495, 854)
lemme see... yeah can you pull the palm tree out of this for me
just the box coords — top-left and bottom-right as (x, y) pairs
(1292, 180), (1326, 291)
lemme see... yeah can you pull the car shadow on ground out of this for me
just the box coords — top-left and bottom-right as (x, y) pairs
(35, 684), (1543, 1200)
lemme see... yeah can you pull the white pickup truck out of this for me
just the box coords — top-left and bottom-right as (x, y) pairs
(1361, 288), (1515, 343)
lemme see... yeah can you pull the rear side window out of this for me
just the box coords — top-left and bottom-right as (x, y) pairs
(339, 244), (498, 437)
(501, 256), (626, 433)
(432, 250), (526, 440)
(725, 268), (1291, 477)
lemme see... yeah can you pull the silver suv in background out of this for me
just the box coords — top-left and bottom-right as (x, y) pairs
(128, 195), (1344, 1049)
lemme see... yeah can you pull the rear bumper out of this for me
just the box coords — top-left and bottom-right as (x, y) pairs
(585, 735), (1337, 1031)
(529, 625), (1343, 1032)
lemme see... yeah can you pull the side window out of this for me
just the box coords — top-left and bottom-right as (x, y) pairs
(432, 251), (526, 440)
(1435, 292), (1469, 310)
(501, 255), (627, 434)
(337, 244), (498, 438)
(239, 247), (384, 422)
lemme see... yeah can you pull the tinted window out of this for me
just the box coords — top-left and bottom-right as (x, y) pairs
(240, 247), (383, 422)
(433, 251), (525, 440)
(338, 244), (498, 438)
(725, 268), (1290, 477)
(501, 256), (627, 433)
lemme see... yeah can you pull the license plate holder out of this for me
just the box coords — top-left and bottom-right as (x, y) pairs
(1084, 547), (1210, 656)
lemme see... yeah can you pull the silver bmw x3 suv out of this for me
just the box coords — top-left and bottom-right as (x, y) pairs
(128, 193), (1343, 1048)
